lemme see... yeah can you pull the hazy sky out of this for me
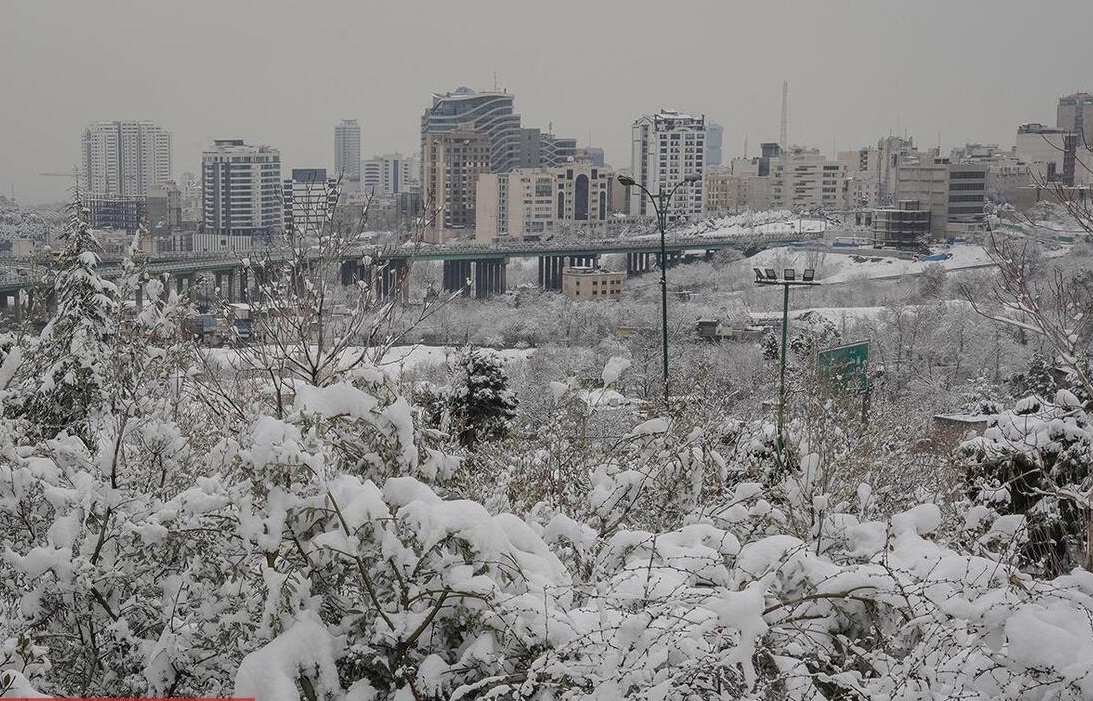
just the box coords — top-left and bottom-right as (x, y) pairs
(3, 0), (1092, 204)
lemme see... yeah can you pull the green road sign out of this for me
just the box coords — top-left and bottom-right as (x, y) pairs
(817, 340), (869, 393)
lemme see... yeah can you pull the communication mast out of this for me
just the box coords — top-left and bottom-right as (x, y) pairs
(780, 80), (788, 151)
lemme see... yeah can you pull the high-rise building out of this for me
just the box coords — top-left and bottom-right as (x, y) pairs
(283, 168), (338, 241)
(200, 139), (282, 252)
(705, 122), (724, 167)
(629, 110), (706, 220)
(334, 119), (362, 184)
(81, 120), (172, 196)
(1057, 92), (1093, 141)
(422, 130), (490, 243)
(420, 87), (523, 174)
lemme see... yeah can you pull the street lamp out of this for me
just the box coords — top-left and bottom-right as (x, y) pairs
(618, 172), (702, 408)
(753, 267), (820, 464)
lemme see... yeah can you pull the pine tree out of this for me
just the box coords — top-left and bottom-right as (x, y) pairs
(448, 346), (518, 450)
(14, 195), (118, 442)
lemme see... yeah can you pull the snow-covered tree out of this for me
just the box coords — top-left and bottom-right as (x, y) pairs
(447, 346), (518, 450)
(7, 197), (117, 443)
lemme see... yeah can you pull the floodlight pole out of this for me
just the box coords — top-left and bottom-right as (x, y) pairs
(777, 281), (790, 458)
(618, 173), (700, 409)
(754, 269), (819, 465)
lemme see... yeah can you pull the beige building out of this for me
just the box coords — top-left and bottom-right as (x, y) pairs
(561, 266), (624, 300)
(770, 148), (848, 211)
(704, 168), (773, 212)
(475, 162), (613, 242)
(893, 159), (986, 237)
(422, 130), (490, 243)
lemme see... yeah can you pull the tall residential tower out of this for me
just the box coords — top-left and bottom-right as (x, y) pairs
(334, 119), (362, 186)
(81, 120), (172, 196)
(200, 139), (282, 252)
(630, 110), (706, 220)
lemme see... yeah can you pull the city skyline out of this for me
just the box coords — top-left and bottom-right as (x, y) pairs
(3, 0), (1093, 204)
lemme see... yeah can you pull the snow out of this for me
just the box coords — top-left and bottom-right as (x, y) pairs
(601, 355), (631, 386)
(742, 243), (995, 284)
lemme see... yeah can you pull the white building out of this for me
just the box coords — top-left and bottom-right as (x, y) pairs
(630, 110), (706, 220)
(283, 168), (338, 241)
(334, 119), (361, 187)
(476, 161), (614, 242)
(81, 120), (172, 196)
(200, 139), (282, 252)
(361, 154), (414, 196)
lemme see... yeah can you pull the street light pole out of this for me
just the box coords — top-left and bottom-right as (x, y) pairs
(618, 173), (701, 408)
(754, 267), (820, 464)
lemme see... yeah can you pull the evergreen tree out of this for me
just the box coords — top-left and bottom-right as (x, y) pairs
(448, 346), (518, 450)
(14, 196), (118, 442)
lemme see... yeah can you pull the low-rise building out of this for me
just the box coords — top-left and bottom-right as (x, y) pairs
(872, 199), (932, 250)
(561, 266), (624, 300)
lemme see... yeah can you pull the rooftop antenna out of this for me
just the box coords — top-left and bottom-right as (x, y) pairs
(744, 132), (749, 158)
(780, 80), (788, 151)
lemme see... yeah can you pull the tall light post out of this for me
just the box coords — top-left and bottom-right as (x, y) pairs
(618, 172), (702, 408)
(753, 267), (820, 463)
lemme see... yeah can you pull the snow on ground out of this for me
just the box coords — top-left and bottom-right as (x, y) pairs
(749, 299), (975, 326)
(742, 243), (996, 284)
(677, 210), (831, 239)
(377, 345), (535, 377)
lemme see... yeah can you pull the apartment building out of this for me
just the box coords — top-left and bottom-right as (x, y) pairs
(334, 119), (362, 188)
(422, 130), (490, 243)
(476, 162), (614, 242)
(81, 120), (172, 197)
(199, 139), (282, 252)
(283, 168), (338, 241)
(630, 110), (706, 220)
(770, 148), (847, 211)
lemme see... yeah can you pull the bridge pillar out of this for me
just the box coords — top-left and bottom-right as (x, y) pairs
(0, 293), (7, 310)
(442, 260), (471, 295)
(473, 258), (505, 299)
(371, 259), (409, 302)
(226, 269), (237, 302)
(134, 282), (143, 310)
(15, 290), (24, 323)
(626, 252), (651, 276)
(538, 255), (566, 291)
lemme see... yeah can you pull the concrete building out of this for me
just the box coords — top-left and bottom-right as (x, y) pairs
(893, 159), (986, 237)
(1057, 92), (1093, 141)
(420, 87), (523, 174)
(85, 194), (147, 233)
(872, 199), (931, 249)
(283, 168), (338, 241)
(334, 119), (361, 188)
(147, 181), (185, 251)
(540, 132), (578, 167)
(361, 154), (414, 196)
(706, 122), (724, 167)
(769, 148), (848, 211)
(1015, 123), (1091, 187)
(561, 266), (624, 300)
(476, 162), (614, 242)
(81, 120), (172, 197)
(422, 130), (490, 243)
(199, 139), (282, 252)
(630, 110), (706, 221)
